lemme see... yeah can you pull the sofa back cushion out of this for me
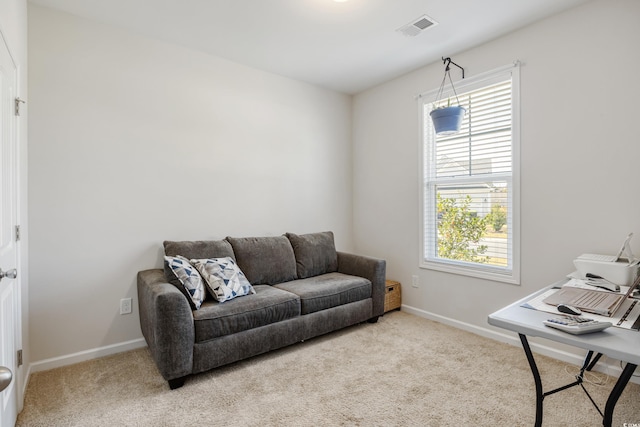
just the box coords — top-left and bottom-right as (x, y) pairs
(226, 236), (297, 285)
(286, 231), (338, 279)
(163, 239), (235, 261)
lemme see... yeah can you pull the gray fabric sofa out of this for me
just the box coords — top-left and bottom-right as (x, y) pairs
(137, 231), (386, 389)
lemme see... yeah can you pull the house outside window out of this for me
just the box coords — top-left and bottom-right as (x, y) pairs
(420, 63), (520, 284)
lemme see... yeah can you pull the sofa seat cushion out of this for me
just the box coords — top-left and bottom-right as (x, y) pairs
(193, 285), (300, 342)
(274, 273), (371, 315)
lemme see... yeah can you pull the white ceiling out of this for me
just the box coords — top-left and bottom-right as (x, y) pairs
(28, 0), (591, 94)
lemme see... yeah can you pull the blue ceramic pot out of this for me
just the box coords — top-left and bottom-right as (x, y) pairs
(430, 106), (466, 135)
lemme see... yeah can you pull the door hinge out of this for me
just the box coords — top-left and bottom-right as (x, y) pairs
(15, 225), (20, 242)
(17, 349), (22, 367)
(15, 97), (25, 116)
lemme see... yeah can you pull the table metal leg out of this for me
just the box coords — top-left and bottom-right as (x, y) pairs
(519, 334), (543, 427)
(518, 333), (635, 427)
(586, 352), (603, 371)
(602, 362), (637, 427)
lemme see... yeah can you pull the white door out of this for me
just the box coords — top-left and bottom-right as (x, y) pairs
(0, 30), (21, 427)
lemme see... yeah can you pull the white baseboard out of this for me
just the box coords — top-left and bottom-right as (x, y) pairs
(29, 338), (147, 374)
(400, 304), (640, 385)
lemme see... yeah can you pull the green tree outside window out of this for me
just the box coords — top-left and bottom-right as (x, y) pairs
(437, 194), (490, 263)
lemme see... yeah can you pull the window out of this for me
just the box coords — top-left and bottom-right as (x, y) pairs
(420, 63), (520, 284)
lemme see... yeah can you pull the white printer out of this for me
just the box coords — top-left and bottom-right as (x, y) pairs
(573, 233), (640, 287)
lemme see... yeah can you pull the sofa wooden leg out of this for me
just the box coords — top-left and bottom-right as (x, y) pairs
(367, 316), (379, 323)
(168, 377), (186, 390)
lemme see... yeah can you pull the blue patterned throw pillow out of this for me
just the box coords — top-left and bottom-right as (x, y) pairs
(164, 255), (206, 309)
(190, 257), (255, 303)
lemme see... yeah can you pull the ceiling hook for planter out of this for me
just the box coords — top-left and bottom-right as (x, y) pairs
(441, 57), (464, 79)
(434, 57), (465, 107)
(430, 57), (467, 135)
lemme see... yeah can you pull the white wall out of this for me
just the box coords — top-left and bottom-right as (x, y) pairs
(28, 5), (353, 364)
(27, 0), (640, 372)
(0, 0), (28, 406)
(353, 0), (640, 338)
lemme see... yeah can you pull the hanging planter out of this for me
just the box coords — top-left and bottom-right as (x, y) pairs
(430, 57), (466, 135)
(430, 105), (466, 135)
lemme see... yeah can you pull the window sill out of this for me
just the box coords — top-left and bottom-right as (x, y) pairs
(420, 259), (520, 285)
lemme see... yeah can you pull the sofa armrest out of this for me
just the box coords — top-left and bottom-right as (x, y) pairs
(337, 252), (386, 317)
(137, 269), (194, 381)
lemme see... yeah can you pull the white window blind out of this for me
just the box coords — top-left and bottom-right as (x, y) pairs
(420, 64), (520, 284)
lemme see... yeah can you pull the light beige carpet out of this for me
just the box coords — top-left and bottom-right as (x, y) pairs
(17, 311), (640, 426)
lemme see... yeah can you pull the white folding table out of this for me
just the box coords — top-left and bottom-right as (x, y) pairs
(488, 284), (640, 427)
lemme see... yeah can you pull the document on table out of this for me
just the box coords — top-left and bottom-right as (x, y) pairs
(523, 288), (640, 330)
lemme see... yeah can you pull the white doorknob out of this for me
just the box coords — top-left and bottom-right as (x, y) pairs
(0, 268), (17, 280)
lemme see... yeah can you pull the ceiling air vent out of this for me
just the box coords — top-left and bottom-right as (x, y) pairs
(397, 14), (438, 37)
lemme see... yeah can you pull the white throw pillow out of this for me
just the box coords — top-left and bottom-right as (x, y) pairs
(190, 257), (255, 303)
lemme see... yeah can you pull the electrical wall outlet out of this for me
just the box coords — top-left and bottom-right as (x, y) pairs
(412, 275), (419, 288)
(120, 298), (132, 315)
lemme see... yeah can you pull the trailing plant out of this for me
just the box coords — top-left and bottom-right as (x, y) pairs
(432, 98), (453, 110)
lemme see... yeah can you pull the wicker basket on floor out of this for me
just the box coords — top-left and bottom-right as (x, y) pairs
(384, 280), (401, 312)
